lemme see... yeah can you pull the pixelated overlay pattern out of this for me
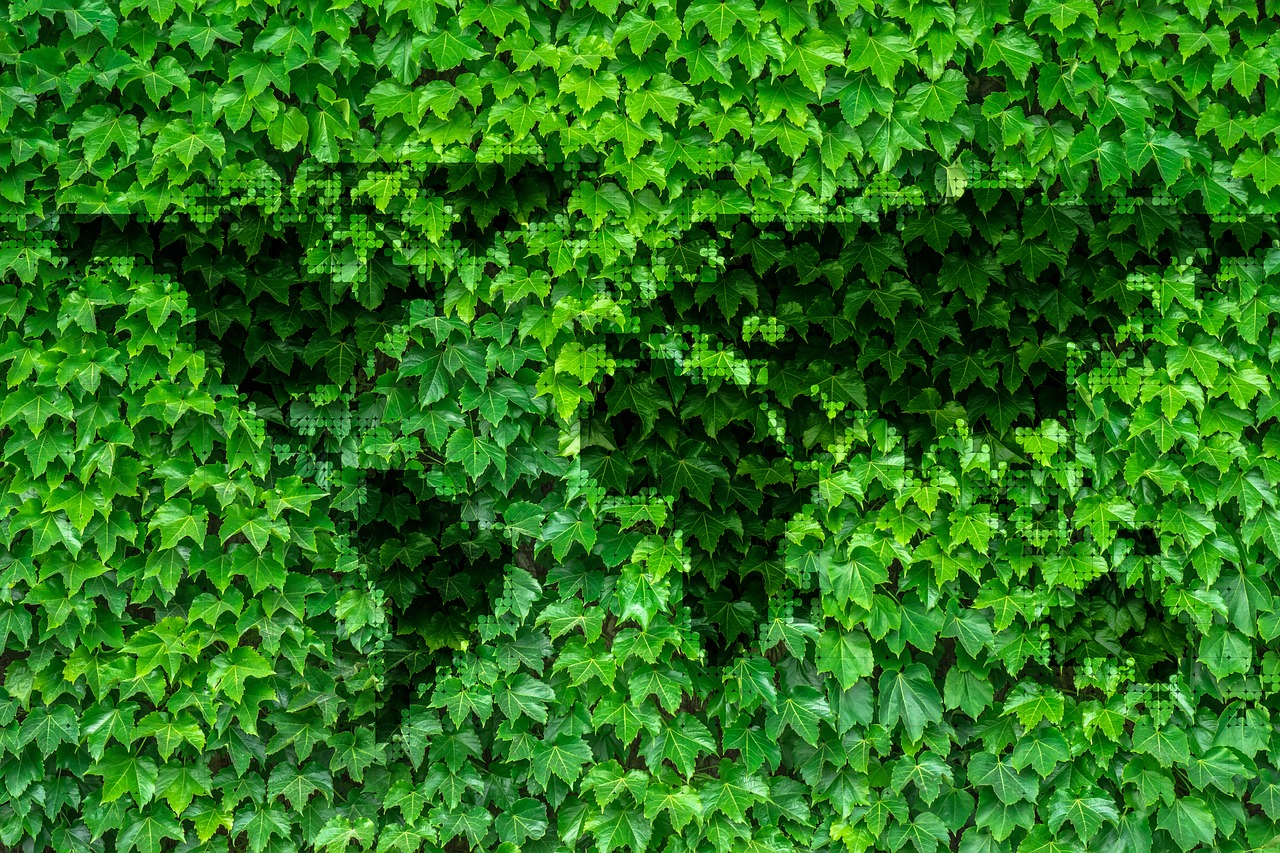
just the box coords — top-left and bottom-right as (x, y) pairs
(5, 147), (1280, 853)
(12, 175), (1276, 573)
(28, 142), (1280, 220)
(202, 170), (1277, 696)
(7, 0), (1280, 846)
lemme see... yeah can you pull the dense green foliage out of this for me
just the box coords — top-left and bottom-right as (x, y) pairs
(3, 1), (1280, 853)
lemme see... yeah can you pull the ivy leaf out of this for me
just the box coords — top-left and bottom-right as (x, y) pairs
(1131, 719), (1191, 767)
(645, 781), (704, 831)
(497, 798), (548, 846)
(858, 102), (930, 171)
(148, 498), (208, 551)
(207, 646), (275, 704)
(1045, 788), (1119, 843)
(424, 20), (486, 67)
(446, 426), (494, 479)
(1232, 147), (1280, 194)
(884, 811), (950, 853)
(530, 735), (594, 787)
(116, 811), (184, 853)
(583, 805), (653, 853)
(540, 509), (599, 561)
(131, 711), (205, 761)
(241, 807), (305, 852)
(847, 24), (914, 88)
(614, 8), (683, 54)
(1011, 726), (1071, 777)
(782, 30), (846, 94)
(1024, 0), (1099, 31)
(977, 27), (1044, 83)
(904, 68), (968, 122)
(496, 673), (557, 724)
(816, 628), (875, 689)
(327, 728), (387, 783)
(152, 119), (225, 169)
(655, 449), (728, 507)
(69, 105), (141, 165)
(969, 752), (1040, 805)
(1183, 746), (1245, 794)
(684, 0), (758, 41)
(655, 712), (718, 778)
(1156, 796), (1216, 851)
(0, 386), (75, 435)
(154, 764), (212, 815)
(694, 268), (759, 320)
(877, 663), (944, 742)
(18, 703), (80, 757)
(764, 685), (831, 747)
(90, 746), (159, 805)
(267, 760), (332, 810)
(822, 544), (889, 610)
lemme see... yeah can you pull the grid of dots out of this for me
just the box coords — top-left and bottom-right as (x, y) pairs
(176, 304), (198, 346)
(742, 315), (790, 344)
(217, 170), (282, 210)
(686, 334), (751, 385)
(565, 465), (607, 506)
(827, 425), (861, 461)
(237, 401), (268, 444)
(1086, 351), (1138, 394)
(808, 383), (848, 419)
(1040, 647), (1280, 736)
(50, 161), (1270, 614)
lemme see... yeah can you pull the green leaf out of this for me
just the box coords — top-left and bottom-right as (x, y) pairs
(240, 806), (303, 852)
(530, 736), (594, 787)
(207, 646), (275, 704)
(822, 544), (889, 610)
(70, 105), (141, 165)
(655, 450), (728, 507)
(1131, 719), (1191, 767)
(267, 760), (332, 810)
(1010, 726), (1071, 777)
(155, 764), (212, 815)
(1232, 147), (1280, 194)
(90, 746), (159, 805)
(153, 119), (225, 169)
(1024, 0), (1099, 31)
(877, 663), (944, 742)
(446, 426), (494, 479)
(147, 497), (208, 551)
(1046, 788), (1119, 844)
(885, 811), (950, 853)
(816, 628), (875, 689)
(583, 805), (653, 853)
(496, 673), (556, 724)
(969, 751), (1040, 805)
(1156, 796), (1216, 851)
(425, 19), (486, 67)
(131, 711), (205, 761)
(540, 509), (599, 561)
(782, 30), (846, 94)
(904, 68), (968, 122)
(656, 712), (718, 778)
(18, 703), (80, 757)
(327, 728), (387, 783)
(858, 101), (930, 171)
(847, 24), (914, 88)
(978, 27), (1044, 83)
(497, 798), (548, 845)
(644, 781), (704, 831)
(116, 811), (184, 853)
(761, 685), (829, 748)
